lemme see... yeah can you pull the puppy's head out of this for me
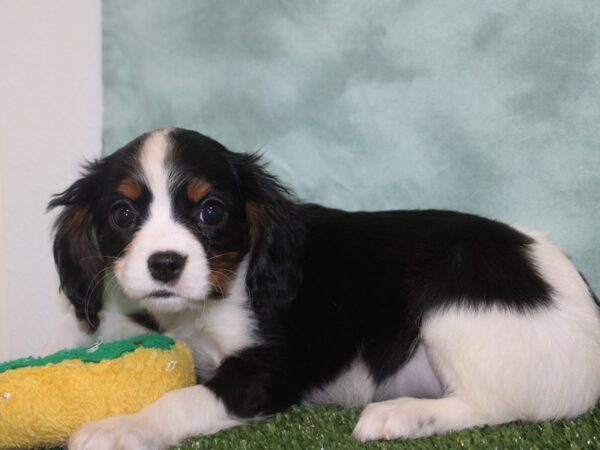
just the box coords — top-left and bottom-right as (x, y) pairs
(49, 128), (298, 328)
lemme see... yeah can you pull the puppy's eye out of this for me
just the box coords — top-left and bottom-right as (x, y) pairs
(111, 205), (137, 228)
(199, 200), (225, 226)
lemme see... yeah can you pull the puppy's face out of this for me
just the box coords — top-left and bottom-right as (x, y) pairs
(51, 129), (252, 321)
(107, 130), (247, 313)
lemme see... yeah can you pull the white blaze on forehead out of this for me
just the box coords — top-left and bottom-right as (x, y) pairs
(140, 129), (173, 223)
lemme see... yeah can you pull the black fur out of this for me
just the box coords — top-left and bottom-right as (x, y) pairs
(48, 134), (149, 328)
(50, 128), (563, 419)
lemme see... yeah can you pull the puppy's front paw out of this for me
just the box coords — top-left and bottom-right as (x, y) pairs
(352, 398), (436, 442)
(68, 413), (167, 450)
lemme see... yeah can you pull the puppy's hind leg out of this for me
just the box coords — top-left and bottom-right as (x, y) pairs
(353, 313), (517, 444)
(355, 232), (600, 442)
(353, 395), (495, 441)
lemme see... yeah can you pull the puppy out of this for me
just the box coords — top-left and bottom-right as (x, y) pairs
(48, 128), (600, 449)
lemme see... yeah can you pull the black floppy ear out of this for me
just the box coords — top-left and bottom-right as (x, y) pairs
(230, 153), (305, 317)
(48, 163), (104, 330)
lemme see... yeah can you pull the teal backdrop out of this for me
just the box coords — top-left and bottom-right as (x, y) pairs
(103, 0), (600, 291)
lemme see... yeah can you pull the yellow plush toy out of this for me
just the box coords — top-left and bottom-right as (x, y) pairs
(0, 334), (196, 449)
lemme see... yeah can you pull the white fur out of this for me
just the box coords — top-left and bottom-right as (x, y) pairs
(374, 343), (443, 401)
(354, 396), (489, 441)
(304, 359), (376, 408)
(113, 130), (212, 313)
(354, 229), (600, 441)
(159, 260), (259, 380)
(44, 305), (152, 356)
(68, 385), (241, 450)
(304, 343), (443, 408)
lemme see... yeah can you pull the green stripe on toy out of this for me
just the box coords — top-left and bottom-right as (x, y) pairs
(0, 334), (175, 374)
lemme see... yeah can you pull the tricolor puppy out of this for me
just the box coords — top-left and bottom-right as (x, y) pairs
(49, 128), (600, 449)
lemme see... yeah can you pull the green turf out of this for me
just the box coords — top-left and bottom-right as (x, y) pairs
(173, 405), (600, 450)
(0, 334), (172, 374)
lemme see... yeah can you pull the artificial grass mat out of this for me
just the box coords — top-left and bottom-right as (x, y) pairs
(49, 404), (599, 449)
(173, 405), (600, 450)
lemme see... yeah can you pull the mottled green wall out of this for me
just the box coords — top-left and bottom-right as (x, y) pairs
(103, 0), (600, 290)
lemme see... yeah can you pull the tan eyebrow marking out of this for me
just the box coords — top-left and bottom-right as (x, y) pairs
(116, 178), (142, 200)
(186, 178), (211, 203)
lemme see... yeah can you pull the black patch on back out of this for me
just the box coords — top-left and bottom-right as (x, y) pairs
(279, 208), (553, 384)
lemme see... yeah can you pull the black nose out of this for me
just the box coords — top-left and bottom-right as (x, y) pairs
(147, 251), (187, 283)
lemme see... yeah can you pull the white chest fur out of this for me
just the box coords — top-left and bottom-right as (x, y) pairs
(158, 264), (258, 380)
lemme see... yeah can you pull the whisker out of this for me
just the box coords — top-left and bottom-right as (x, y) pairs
(212, 269), (233, 283)
(207, 252), (240, 262)
(78, 255), (119, 262)
(212, 267), (237, 275)
(82, 266), (113, 325)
